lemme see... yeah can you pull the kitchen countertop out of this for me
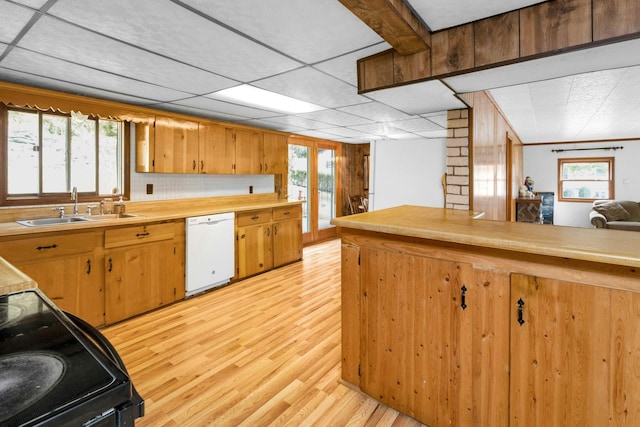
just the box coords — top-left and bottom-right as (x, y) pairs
(0, 196), (302, 238)
(331, 205), (640, 269)
(0, 256), (37, 294)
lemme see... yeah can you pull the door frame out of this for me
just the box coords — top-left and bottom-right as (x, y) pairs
(288, 136), (342, 245)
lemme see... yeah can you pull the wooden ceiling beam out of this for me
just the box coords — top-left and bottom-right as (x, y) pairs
(338, 0), (431, 55)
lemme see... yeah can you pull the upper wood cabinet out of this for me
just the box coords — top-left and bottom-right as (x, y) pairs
(154, 116), (199, 174)
(230, 128), (263, 174)
(199, 122), (234, 174)
(263, 132), (288, 175)
(135, 115), (290, 176)
(135, 116), (199, 173)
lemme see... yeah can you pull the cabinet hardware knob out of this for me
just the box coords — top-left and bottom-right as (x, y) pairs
(136, 232), (150, 238)
(517, 298), (525, 325)
(192, 160), (196, 170)
(86, 259), (91, 274)
(108, 257), (113, 273)
(274, 225), (278, 235)
(461, 285), (467, 310)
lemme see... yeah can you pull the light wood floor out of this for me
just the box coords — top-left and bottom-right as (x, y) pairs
(103, 239), (426, 427)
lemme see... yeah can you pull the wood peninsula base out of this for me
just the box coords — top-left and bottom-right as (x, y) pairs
(333, 206), (640, 427)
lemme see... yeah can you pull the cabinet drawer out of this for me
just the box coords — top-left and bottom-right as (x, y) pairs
(237, 210), (272, 227)
(105, 222), (175, 249)
(273, 205), (301, 221)
(0, 231), (101, 264)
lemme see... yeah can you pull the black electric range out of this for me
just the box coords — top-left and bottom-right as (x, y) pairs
(0, 289), (144, 426)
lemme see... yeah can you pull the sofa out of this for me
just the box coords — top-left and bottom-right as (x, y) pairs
(589, 200), (640, 231)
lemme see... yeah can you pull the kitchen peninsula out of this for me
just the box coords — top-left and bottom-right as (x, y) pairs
(332, 206), (640, 427)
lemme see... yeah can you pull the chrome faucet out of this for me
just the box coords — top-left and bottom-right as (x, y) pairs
(71, 186), (79, 215)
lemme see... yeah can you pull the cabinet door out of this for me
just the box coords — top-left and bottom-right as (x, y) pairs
(262, 132), (288, 175)
(135, 121), (154, 173)
(17, 255), (105, 327)
(154, 115), (199, 173)
(199, 122), (234, 174)
(236, 224), (273, 278)
(510, 274), (629, 427)
(232, 128), (263, 174)
(105, 240), (177, 324)
(272, 219), (302, 267)
(360, 247), (473, 426)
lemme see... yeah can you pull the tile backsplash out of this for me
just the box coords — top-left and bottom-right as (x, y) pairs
(130, 171), (274, 201)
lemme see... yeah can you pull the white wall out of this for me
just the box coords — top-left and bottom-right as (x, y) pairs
(523, 141), (640, 227)
(369, 138), (446, 211)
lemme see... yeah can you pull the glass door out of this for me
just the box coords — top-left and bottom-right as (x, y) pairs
(288, 137), (340, 245)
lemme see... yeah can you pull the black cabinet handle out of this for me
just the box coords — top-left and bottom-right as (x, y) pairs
(251, 216), (259, 221)
(200, 160), (204, 171)
(136, 232), (150, 238)
(108, 257), (113, 273)
(517, 298), (525, 325)
(274, 225), (278, 235)
(192, 160), (196, 170)
(36, 244), (58, 251)
(86, 259), (91, 274)
(461, 285), (467, 310)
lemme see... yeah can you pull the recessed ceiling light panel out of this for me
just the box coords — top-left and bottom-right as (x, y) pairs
(207, 84), (326, 114)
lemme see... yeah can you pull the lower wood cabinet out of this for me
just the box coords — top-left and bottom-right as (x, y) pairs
(342, 232), (640, 427)
(0, 231), (105, 326)
(272, 206), (302, 268)
(236, 205), (302, 279)
(104, 221), (184, 324)
(510, 274), (640, 427)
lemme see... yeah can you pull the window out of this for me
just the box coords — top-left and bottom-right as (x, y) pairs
(558, 157), (614, 202)
(4, 106), (125, 205)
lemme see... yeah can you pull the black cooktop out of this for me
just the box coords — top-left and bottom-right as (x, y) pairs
(0, 290), (133, 426)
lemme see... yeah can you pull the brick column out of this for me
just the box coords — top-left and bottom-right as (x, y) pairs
(446, 109), (470, 210)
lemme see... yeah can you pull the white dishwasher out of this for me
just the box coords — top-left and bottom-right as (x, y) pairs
(185, 212), (235, 296)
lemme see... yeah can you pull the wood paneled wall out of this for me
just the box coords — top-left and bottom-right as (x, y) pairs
(340, 143), (370, 216)
(357, 0), (640, 92)
(467, 92), (523, 221)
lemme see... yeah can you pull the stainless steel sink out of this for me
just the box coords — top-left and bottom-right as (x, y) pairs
(16, 213), (143, 226)
(16, 216), (94, 227)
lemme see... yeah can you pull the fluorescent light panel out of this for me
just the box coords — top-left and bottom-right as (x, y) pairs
(209, 85), (325, 114)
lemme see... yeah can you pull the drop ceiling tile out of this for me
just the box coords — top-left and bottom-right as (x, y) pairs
(314, 43), (389, 86)
(319, 127), (376, 138)
(366, 80), (465, 114)
(445, 39), (640, 93)
(421, 111), (449, 127)
(173, 96), (279, 119)
(242, 119), (305, 133)
(348, 122), (402, 136)
(387, 118), (444, 132)
(154, 103), (248, 123)
(254, 67), (368, 108)
(181, 0), (383, 64)
(0, 1), (35, 43)
(17, 16), (237, 95)
(47, 0), (302, 82)
(12, 0), (49, 8)
(338, 102), (414, 122)
(415, 130), (448, 139)
(297, 109), (373, 127)
(0, 67), (162, 106)
(2, 47), (193, 102)
(261, 115), (335, 130)
(295, 129), (353, 140)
